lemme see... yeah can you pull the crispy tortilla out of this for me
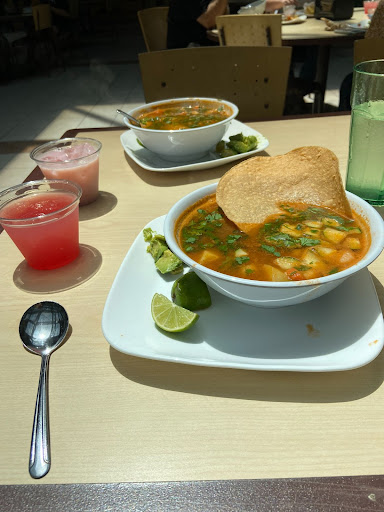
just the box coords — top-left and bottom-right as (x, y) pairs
(216, 146), (352, 231)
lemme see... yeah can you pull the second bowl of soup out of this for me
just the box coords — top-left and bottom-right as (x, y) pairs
(123, 97), (238, 162)
(164, 183), (384, 308)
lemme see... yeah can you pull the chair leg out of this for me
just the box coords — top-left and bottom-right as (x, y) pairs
(312, 88), (324, 114)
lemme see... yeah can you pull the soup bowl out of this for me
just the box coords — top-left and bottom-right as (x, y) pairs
(164, 183), (384, 308)
(123, 97), (239, 162)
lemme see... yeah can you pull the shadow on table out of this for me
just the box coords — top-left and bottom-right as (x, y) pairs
(124, 151), (270, 188)
(372, 273), (384, 315)
(374, 206), (384, 222)
(79, 191), (117, 221)
(109, 345), (384, 404)
(13, 244), (102, 293)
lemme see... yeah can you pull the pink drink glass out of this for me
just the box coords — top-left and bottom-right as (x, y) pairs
(30, 138), (102, 206)
(364, 1), (378, 18)
(0, 179), (81, 270)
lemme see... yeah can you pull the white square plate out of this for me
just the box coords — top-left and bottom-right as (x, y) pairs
(120, 119), (269, 172)
(102, 216), (384, 372)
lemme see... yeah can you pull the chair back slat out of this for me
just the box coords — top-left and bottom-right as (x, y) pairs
(32, 4), (52, 32)
(138, 7), (169, 52)
(354, 38), (384, 65)
(216, 14), (282, 47)
(139, 46), (292, 121)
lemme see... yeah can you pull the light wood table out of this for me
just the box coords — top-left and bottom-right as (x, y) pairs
(281, 7), (366, 44)
(1, 114), (384, 511)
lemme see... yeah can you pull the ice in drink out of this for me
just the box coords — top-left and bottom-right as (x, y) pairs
(346, 100), (384, 206)
(0, 180), (81, 270)
(31, 138), (102, 206)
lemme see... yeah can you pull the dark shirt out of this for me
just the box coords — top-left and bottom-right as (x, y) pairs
(167, 0), (213, 49)
(49, 0), (69, 10)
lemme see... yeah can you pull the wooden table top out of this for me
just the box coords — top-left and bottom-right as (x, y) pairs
(282, 7), (367, 44)
(1, 113), (384, 511)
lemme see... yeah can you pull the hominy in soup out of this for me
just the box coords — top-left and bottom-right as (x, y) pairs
(175, 194), (370, 282)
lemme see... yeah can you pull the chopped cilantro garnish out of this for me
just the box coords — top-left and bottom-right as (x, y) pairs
(227, 234), (242, 245)
(206, 212), (223, 222)
(235, 256), (250, 265)
(261, 245), (281, 257)
(298, 237), (321, 247)
(280, 204), (295, 213)
(245, 268), (254, 274)
(267, 233), (298, 248)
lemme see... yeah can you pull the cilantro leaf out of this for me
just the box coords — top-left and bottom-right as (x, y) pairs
(298, 237), (321, 247)
(235, 256), (250, 265)
(261, 245), (281, 257)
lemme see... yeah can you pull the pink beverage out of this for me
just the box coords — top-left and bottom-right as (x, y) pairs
(31, 138), (102, 206)
(0, 180), (81, 270)
(364, 1), (378, 17)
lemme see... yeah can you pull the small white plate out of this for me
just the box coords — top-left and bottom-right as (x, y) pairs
(120, 119), (269, 172)
(334, 19), (370, 34)
(346, 19), (370, 30)
(334, 28), (366, 34)
(102, 216), (384, 372)
(282, 14), (307, 24)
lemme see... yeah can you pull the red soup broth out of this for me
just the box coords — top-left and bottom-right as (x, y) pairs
(175, 194), (370, 282)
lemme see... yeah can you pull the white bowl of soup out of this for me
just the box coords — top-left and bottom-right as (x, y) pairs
(164, 183), (384, 308)
(123, 98), (239, 162)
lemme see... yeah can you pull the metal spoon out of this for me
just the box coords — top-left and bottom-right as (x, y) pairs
(19, 301), (69, 479)
(116, 109), (141, 127)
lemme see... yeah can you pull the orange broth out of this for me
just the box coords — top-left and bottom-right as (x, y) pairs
(175, 194), (370, 282)
(136, 100), (232, 130)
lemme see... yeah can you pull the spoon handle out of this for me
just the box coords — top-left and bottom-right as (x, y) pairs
(29, 355), (51, 479)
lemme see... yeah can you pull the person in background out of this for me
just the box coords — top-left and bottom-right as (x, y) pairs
(264, 0), (296, 11)
(167, 0), (228, 49)
(167, 0), (297, 49)
(49, 0), (71, 32)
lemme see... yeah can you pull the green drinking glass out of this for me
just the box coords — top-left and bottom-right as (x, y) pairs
(346, 59), (384, 206)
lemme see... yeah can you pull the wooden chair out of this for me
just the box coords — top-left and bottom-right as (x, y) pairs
(31, 4), (65, 70)
(137, 6), (169, 52)
(215, 14), (282, 47)
(32, 4), (52, 31)
(139, 46), (292, 121)
(354, 38), (384, 64)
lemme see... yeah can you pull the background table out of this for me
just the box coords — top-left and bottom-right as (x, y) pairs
(1, 113), (384, 511)
(282, 8), (366, 44)
(208, 8), (367, 111)
(283, 8), (367, 108)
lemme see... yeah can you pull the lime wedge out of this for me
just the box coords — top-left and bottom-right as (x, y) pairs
(151, 293), (199, 333)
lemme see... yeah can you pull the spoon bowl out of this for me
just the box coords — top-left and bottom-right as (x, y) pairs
(19, 301), (69, 479)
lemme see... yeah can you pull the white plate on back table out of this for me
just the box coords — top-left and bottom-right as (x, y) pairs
(102, 216), (384, 372)
(120, 119), (269, 172)
(282, 14), (307, 24)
